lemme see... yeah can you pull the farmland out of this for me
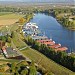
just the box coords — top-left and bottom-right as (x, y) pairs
(0, 12), (24, 26)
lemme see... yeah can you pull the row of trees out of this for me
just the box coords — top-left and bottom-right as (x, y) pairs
(10, 61), (37, 75)
(57, 17), (75, 29)
(24, 36), (75, 72)
(9, 61), (53, 75)
(19, 13), (33, 25)
(0, 34), (11, 43)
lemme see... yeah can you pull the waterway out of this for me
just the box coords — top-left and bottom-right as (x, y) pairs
(30, 13), (75, 53)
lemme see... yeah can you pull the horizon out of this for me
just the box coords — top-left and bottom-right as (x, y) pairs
(0, 0), (75, 3)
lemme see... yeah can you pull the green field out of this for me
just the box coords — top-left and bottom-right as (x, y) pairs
(0, 13), (24, 20)
(11, 31), (27, 49)
(21, 48), (75, 75)
(0, 12), (12, 16)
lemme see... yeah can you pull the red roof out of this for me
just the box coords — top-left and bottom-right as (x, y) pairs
(55, 47), (68, 51)
(42, 41), (55, 45)
(49, 44), (61, 49)
(37, 39), (52, 43)
(2, 46), (6, 51)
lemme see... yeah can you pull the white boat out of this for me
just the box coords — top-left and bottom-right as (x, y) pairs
(24, 22), (38, 29)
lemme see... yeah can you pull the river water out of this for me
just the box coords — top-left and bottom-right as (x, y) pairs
(30, 13), (75, 53)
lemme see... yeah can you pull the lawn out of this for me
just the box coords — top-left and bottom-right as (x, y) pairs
(11, 31), (27, 49)
(21, 47), (75, 75)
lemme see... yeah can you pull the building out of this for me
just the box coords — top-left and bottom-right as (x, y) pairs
(31, 35), (48, 40)
(37, 39), (52, 43)
(37, 39), (68, 52)
(49, 44), (61, 49)
(2, 46), (8, 57)
(2, 47), (19, 58)
(37, 39), (55, 45)
(55, 47), (68, 51)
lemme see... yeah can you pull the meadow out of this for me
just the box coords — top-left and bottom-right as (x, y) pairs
(21, 47), (75, 75)
(0, 12), (24, 26)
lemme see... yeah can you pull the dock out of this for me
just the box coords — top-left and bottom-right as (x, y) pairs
(23, 22), (68, 52)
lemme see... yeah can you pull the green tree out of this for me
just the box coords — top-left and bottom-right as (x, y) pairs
(21, 69), (28, 75)
(29, 62), (37, 75)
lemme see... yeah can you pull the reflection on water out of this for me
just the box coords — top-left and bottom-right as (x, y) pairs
(30, 13), (75, 52)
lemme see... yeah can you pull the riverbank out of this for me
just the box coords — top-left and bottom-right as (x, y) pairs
(55, 13), (75, 31)
(57, 19), (75, 31)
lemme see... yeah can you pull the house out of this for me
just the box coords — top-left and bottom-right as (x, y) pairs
(37, 39), (55, 46)
(37, 39), (52, 43)
(31, 36), (48, 40)
(2, 46), (8, 57)
(55, 47), (68, 51)
(49, 44), (61, 49)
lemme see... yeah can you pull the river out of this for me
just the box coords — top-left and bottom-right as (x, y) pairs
(30, 13), (75, 53)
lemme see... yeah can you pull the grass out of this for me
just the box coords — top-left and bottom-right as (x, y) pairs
(11, 31), (27, 49)
(0, 12), (12, 16)
(0, 13), (25, 26)
(0, 59), (19, 75)
(0, 13), (24, 20)
(0, 59), (19, 63)
(7, 25), (75, 75)
(21, 47), (75, 75)
(0, 73), (11, 75)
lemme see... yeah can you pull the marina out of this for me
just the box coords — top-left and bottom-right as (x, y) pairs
(23, 22), (68, 52)
(30, 13), (75, 53)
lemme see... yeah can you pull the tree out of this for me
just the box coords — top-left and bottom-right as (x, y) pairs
(19, 18), (25, 25)
(21, 69), (28, 75)
(10, 62), (16, 73)
(11, 31), (15, 38)
(29, 62), (37, 75)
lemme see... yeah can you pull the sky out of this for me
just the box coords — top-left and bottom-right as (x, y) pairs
(0, 0), (74, 3)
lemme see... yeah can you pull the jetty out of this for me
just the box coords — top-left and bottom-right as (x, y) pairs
(23, 22), (68, 52)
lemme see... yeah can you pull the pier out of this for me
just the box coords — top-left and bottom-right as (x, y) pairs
(23, 22), (68, 52)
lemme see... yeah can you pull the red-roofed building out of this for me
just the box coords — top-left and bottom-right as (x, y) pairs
(37, 39), (55, 46)
(2, 46), (6, 51)
(55, 47), (68, 51)
(43, 41), (55, 46)
(36, 39), (68, 52)
(49, 44), (61, 49)
(37, 39), (52, 43)
(2, 46), (8, 57)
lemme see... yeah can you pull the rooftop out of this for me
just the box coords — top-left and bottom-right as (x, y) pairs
(37, 39), (52, 43)
(55, 47), (68, 51)
(31, 35), (48, 40)
(49, 44), (61, 49)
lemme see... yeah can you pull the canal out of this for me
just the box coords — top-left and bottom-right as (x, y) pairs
(30, 13), (75, 53)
